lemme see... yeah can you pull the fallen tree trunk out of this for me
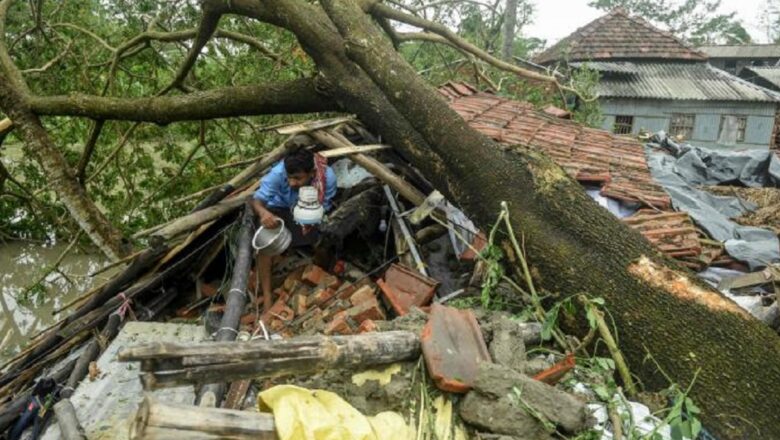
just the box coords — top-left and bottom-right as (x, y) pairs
(196, 205), (255, 407)
(240, 1), (780, 437)
(0, 68), (127, 261)
(119, 331), (420, 389)
(130, 396), (276, 440)
(10, 0), (780, 436)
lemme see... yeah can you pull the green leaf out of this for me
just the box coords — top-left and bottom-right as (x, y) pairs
(541, 303), (561, 341)
(585, 307), (597, 329)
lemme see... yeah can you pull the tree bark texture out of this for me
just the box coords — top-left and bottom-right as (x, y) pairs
(0, 73), (127, 261)
(7, 0), (780, 437)
(501, 0), (518, 61)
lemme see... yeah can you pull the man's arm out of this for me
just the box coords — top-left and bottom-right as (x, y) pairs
(250, 198), (280, 228)
(252, 165), (283, 228)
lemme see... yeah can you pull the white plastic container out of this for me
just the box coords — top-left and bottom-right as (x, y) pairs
(293, 186), (324, 225)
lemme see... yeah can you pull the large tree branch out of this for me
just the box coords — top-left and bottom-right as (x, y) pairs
(75, 119), (104, 185)
(0, 0), (30, 94)
(28, 79), (336, 123)
(368, 2), (557, 85)
(103, 28), (285, 93)
(160, 5), (223, 94)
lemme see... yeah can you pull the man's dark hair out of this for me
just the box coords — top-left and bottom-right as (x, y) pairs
(284, 148), (314, 175)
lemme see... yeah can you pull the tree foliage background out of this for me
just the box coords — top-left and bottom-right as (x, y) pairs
(589, 0), (752, 44)
(0, 0), (603, 247)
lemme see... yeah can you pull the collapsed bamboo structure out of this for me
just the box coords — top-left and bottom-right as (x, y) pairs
(0, 118), (432, 435)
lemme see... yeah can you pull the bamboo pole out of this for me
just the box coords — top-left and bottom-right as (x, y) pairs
(130, 396), (276, 440)
(196, 205), (255, 407)
(311, 130), (425, 205)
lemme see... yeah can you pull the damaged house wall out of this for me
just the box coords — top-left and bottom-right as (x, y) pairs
(602, 98), (777, 149)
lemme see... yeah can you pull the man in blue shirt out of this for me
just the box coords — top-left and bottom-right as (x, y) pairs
(250, 148), (337, 311)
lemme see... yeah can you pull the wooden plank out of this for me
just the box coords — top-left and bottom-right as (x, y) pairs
(222, 380), (251, 410)
(121, 331), (421, 389)
(318, 144), (391, 158)
(311, 130), (426, 205)
(275, 116), (355, 135)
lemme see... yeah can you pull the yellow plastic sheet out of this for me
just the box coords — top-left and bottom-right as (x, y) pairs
(258, 385), (412, 440)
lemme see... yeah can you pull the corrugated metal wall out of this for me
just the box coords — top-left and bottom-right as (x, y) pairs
(600, 98), (777, 149)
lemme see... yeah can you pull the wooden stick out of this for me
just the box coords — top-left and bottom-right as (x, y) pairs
(311, 130), (425, 205)
(53, 399), (87, 440)
(275, 115), (354, 135)
(318, 144), (390, 158)
(143, 193), (250, 241)
(62, 313), (122, 398)
(130, 396), (275, 440)
(87, 248), (145, 278)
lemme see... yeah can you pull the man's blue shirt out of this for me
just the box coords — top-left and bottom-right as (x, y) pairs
(253, 161), (337, 211)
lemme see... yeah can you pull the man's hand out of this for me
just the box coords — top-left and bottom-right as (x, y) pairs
(260, 212), (281, 229)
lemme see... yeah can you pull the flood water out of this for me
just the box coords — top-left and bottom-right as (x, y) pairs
(0, 242), (108, 365)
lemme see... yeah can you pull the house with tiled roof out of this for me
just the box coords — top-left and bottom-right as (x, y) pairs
(533, 9), (780, 150)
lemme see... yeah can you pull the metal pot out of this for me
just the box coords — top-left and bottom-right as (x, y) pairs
(252, 219), (292, 256)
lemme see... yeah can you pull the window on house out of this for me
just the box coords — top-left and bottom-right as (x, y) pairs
(718, 115), (747, 145)
(613, 115), (634, 135)
(669, 113), (695, 140)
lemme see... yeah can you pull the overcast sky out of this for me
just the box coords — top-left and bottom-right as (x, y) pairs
(524, 0), (771, 45)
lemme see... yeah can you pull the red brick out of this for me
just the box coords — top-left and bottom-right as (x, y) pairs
(337, 283), (356, 300)
(347, 296), (386, 323)
(291, 294), (307, 316)
(302, 264), (329, 286)
(320, 274), (342, 290)
(301, 308), (324, 332)
(240, 313), (258, 326)
(269, 318), (286, 333)
(337, 277), (372, 299)
(261, 298), (294, 324)
(198, 280), (220, 298)
(357, 319), (378, 334)
(283, 268), (305, 291)
(349, 285), (377, 307)
(284, 279), (303, 296)
(324, 314), (353, 335)
(321, 300), (349, 321)
(310, 287), (335, 306)
(288, 282), (311, 300)
(378, 265), (438, 316)
(273, 288), (289, 304)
